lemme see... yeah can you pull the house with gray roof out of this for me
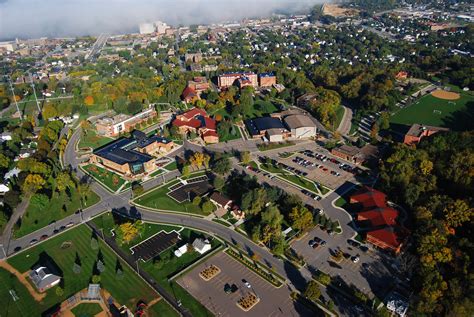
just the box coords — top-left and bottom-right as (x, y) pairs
(29, 265), (61, 292)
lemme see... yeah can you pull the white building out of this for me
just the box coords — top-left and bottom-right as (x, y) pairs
(0, 41), (17, 52)
(139, 23), (155, 34)
(174, 244), (188, 258)
(192, 238), (211, 255)
(154, 21), (169, 34)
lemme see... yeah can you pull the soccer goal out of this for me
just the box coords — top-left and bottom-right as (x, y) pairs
(433, 110), (442, 115)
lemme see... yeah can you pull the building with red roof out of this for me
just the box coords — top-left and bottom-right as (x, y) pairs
(181, 86), (199, 103)
(172, 108), (219, 143)
(350, 187), (408, 255)
(357, 207), (399, 227)
(350, 186), (387, 209)
(366, 227), (408, 255)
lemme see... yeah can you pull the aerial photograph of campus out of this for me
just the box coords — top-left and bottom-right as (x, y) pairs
(0, 0), (472, 316)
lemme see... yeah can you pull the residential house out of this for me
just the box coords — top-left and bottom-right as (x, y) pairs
(181, 86), (200, 103)
(29, 265), (61, 292)
(209, 192), (232, 210)
(192, 238), (212, 254)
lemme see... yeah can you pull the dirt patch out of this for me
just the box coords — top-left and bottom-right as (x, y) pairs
(431, 89), (461, 100)
(322, 4), (359, 17)
(0, 260), (46, 302)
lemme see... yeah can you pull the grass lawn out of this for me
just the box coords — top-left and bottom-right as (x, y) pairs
(283, 174), (319, 193)
(219, 124), (242, 142)
(133, 180), (212, 216)
(71, 303), (103, 317)
(0, 268), (41, 317)
(260, 163), (287, 174)
(390, 92), (473, 129)
(83, 164), (126, 192)
(335, 196), (347, 208)
(164, 161), (178, 171)
(14, 190), (100, 239)
(334, 106), (345, 131)
(8, 225), (170, 316)
(149, 169), (165, 178)
(257, 141), (295, 152)
(78, 130), (113, 150)
(247, 99), (279, 118)
(149, 300), (180, 317)
(90, 212), (216, 317)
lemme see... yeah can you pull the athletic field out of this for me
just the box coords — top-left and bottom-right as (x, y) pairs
(390, 92), (472, 128)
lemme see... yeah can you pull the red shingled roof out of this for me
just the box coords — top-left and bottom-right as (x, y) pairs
(172, 118), (201, 129)
(350, 186), (387, 209)
(357, 207), (399, 227)
(181, 108), (207, 120)
(181, 86), (198, 101)
(367, 226), (406, 250)
(202, 130), (218, 137)
(203, 117), (216, 130)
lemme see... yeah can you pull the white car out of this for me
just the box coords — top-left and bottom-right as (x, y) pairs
(352, 255), (360, 263)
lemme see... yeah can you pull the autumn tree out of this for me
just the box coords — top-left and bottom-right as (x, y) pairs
(303, 280), (321, 302)
(56, 172), (74, 192)
(240, 151), (251, 165)
(22, 174), (46, 196)
(188, 152), (210, 170)
(116, 221), (144, 245)
(289, 206), (314, 232)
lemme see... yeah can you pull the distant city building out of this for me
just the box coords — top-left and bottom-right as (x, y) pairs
(403, 124), (449, 145)
(95, 105), (158, 137)
(0, 41), (17, 52)
(139, 23), (155, 34)
(90, 130), (174, 177)
(187, 77), (210, 93)
(181, 86), (200, 104)
(185, 53), (203, 63)
(154, 21), (169, 34)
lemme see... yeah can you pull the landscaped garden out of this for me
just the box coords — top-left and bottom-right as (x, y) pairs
(82, 164), (126, 192)
(14, 188), (100, 238)
(7, 225), (174, 316)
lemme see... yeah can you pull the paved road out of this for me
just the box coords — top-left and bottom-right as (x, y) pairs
(2, 128), (373, 316)
(337, 106), (353, 136)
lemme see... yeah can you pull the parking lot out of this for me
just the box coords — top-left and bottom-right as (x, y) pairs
(177, 251), (314, 317)
(262, 146), (359, 190)
(291, 226), (399, 299)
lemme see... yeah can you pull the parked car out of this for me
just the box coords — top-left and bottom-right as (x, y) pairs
(13, 246), (22, 252)
(40, 234), (48, 241)
(352, 255), (360, 263)
(30, 239), (38, 245)
(242, 279), (251, 288)
(224, 283), (238, 294)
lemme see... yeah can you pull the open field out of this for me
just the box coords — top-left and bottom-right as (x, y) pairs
(0, 267), (41, 317)
(70, 303), (103, 317)
(7, 225), (170, 316)
(78, 130), (113, 150)
(13, 189), (100, 239)
(431, 89), (460, 100)
(390, 91), (473, 129)
(322, 3), (359, 17)
(134, 179), (212, 215)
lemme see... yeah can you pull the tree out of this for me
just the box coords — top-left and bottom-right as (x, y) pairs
(181, 164), (190, 177)
(380, 112), (390, 130)
(96, 260), (105, 273)
(212, 156), (231, 175)
(116, 222), (140, 245)
(0, 153), (10, 170)
(240, 151), (251, 165)
(56, 172), (74, 192)
(213, 176), (225, 190)
(289, 206), (314, 232)
(303, 280), (321, 302)
(116, 268), (124, 280)
(55, 286), (64, 297)
(84, 95), (94, 106)
(22, 174), (46, 195)
(72, 262), (81, 274)
(188, 152), (210, 169)
(90, 237), (99, 250)
(202, 200), (214, 213)
(192, 196), (202, 205)
(92, 275), (101, 284)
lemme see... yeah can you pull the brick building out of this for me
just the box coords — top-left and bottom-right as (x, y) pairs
(95, 106), (158, 137)
(258, 73), (277, 87)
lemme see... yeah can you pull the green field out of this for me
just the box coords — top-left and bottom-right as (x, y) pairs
(71, 303), (103, 317)
(390, 92), (473, 129)
(92, 213), (214, 317)
(78, 130), (113, 150)
(83, 164), (126, 192)
(248, 100), (279, 118)
(7, 225), (173, 317)
(0, 268), (41, 317)
(133, 179), (213, 215)
(164, 161), (178, 171)
(14, 189), (100, 238)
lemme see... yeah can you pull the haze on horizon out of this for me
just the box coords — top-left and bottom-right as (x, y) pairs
(0, 0), (325, 40)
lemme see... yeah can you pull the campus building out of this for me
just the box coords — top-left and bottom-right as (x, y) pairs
(350, 187), (408, 255)
(258, 73), (277, 87)
(331, 145), (366, 165)
(29, 265), (61, 292)
(95, 106), (158, 137)
(172, 108), (219, 143)
(90, 130), (174, 177)
(403, 124), (449, 145)
(218, 72), (258, 89)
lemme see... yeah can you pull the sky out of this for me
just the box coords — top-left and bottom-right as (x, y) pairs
(0, 0), (324, 40)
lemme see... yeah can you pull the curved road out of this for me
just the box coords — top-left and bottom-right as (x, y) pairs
(3, 127), (365, 316)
